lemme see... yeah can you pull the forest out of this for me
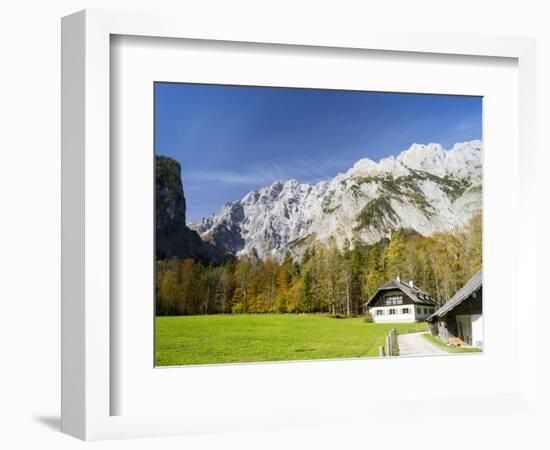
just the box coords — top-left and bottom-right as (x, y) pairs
(155, 212), (481, 317)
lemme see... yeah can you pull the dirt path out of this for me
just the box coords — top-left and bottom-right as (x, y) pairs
(398, 332), (448, 356)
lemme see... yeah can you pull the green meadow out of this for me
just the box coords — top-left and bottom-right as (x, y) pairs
(155, 314), (427, 366)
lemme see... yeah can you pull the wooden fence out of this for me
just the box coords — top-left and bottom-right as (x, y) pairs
(378, 327), (398, 357)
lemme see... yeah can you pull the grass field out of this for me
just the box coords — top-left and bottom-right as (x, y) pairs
(422, 332), (483, 353)
(155, 314), (428, 366)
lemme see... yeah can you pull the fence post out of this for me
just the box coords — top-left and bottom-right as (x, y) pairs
(383, 328), (398, 357)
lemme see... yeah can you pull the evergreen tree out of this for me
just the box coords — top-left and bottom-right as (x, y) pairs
(155, 213), (482, 316)
(385, 230), (404, 279)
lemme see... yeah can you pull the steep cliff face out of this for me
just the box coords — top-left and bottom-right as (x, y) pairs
(155, 156), (227, 264)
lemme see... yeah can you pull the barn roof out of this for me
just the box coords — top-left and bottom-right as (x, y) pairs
(427, 270), (482, 321)
(363, 278), (438, 307)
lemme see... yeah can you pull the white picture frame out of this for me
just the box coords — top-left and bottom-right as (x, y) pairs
(61, 9), (538, 441)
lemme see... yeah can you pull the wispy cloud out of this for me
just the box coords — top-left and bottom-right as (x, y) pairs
(186, 157), (353, 186)
(455, 119), (477, 133)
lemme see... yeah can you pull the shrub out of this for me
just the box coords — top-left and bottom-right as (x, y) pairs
(363, 311), (373, 323)
(231, 303), (244, 314)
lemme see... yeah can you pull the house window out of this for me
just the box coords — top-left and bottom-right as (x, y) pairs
(376, 310), (384, 316)
(402, 308), (410, 314)
(416, 307), (421, 314)
(384, 295), (403, 306)
(424, 307), (428, 314)
(389, 309), (396, 315)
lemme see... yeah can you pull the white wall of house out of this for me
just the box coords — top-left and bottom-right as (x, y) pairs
(471, 314), (484, 348)
(455, 314), (484, 348)
(369, 305), (435, 323)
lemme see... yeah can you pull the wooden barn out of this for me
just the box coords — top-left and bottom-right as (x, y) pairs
(363, 277), (438, 323)
(427, 270), (483, 348)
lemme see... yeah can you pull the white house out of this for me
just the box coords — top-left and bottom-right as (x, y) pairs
(363, 277), (438, 323)
(427, 270), (483, 348)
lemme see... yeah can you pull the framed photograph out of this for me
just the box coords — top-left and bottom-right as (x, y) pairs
(62, 9), (538, 441)
(153, 82), (483, 367)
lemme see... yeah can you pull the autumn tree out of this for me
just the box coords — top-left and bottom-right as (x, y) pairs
(155, 213), (482, 317)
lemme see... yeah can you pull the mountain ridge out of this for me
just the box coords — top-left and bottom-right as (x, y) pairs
(191, 140), (482, 261)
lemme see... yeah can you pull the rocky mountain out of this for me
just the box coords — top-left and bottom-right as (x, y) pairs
(155, 156), (227, 264)
(191, 140), (483, 261)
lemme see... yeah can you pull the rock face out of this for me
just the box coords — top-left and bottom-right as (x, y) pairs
(155, 156), (227, 264)
(191, 140), (483, 261)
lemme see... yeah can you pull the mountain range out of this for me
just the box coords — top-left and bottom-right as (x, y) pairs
(189, 140), (483, 261)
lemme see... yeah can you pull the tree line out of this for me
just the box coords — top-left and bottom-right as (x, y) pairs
(156, 212), (481, 316)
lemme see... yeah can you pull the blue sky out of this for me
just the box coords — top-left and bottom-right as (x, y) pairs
(155, 83), (482, 222)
